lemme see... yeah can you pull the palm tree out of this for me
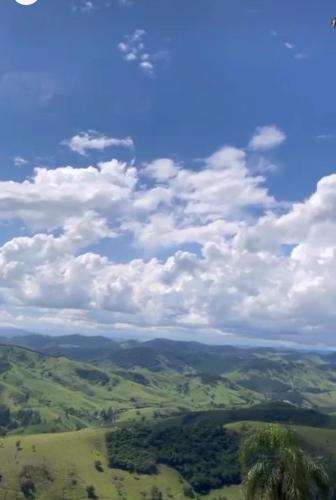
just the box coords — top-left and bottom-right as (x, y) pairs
(240, 424), (331, 500)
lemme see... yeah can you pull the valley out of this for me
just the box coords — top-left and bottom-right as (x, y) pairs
(1, 335), (336, 498)
(2, 335), (336, 436)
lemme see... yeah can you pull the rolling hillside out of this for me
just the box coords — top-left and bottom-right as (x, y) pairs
(1, 412), (336, 499)
(3, 335), (336, 415)
(0, 344), (258, 434)
(1, 337), (336, 498)
(0, 426), (245, 500)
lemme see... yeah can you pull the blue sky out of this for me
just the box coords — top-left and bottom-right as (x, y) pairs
(1, 0), (336, 347)
(2, 0), (336, 192)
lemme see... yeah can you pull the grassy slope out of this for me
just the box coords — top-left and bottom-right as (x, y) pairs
(2, 422), (335, 500)
(3, 341), (336, 499)
(0, 346), (260, 434)
(226, 353), (336, 410)
(5, 338), (336, 432)
(5, 420), (335, 500)
(0, 428), (236, 500)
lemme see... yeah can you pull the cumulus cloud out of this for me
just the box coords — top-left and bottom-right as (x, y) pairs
(3, 128), (336, 345)
(144, 158), (179, 182)
(249, 125), (286, 151)
(0, 159), (138, 230)
(63, 130), (134, 155)
(118, 29), (167, 76)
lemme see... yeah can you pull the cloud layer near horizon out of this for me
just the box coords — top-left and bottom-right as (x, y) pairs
(1, 126), (336, 346)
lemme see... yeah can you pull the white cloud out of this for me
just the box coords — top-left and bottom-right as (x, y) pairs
(0, 159), (138, 230)
(63, 130), (134, 155)
(3, 128), (336, 344)
(270, 33), (308, 61)
(73, 0), (111, 13)
(140, 60), (155, 76)
(144, 158), (179, 182)
(118, 29), (167, 76)
(14, 156), (28, 167)
(249, 125), (286, 151)
(81, 1), (94, 11)
(118, 29), (148, 67)
(285, 42), (295, 50)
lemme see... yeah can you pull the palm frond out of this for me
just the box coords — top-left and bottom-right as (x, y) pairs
(240, 424), (331, 500)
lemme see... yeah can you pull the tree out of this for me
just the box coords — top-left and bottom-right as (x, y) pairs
(240, 424), (330, 500)
(86, 485), (98, 499)
(21, 479), (36, 499)
(150, 486), (162, 500)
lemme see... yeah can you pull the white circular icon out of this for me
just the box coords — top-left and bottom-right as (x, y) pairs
(15, 0), (38, 5)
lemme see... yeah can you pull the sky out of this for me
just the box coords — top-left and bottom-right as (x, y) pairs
(1, 0), (336, 347)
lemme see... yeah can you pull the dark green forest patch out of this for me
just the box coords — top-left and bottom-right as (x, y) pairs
(106, 423), (240, 494)
(0, 359), (11, 375)
(75, 368), (109, 385)
(114, 370), (150, 386)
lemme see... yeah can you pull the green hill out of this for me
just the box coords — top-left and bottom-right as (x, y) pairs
(4, 334), (336, 413)
(0, 427), (241, 500)
(0, 334), (120, 362)
(3, 336), (336, 436)
(0, 414), (335, 500)
(1, 337), (336, 498)
(0, 344), (259, 435)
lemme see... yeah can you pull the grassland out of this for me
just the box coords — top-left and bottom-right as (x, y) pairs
(2, 338), (336, 498)
(0, 345), (261, 434)
(4, 420), (335, 499)
(0, 428), (241, 499)
(5, 334), (336, 419)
